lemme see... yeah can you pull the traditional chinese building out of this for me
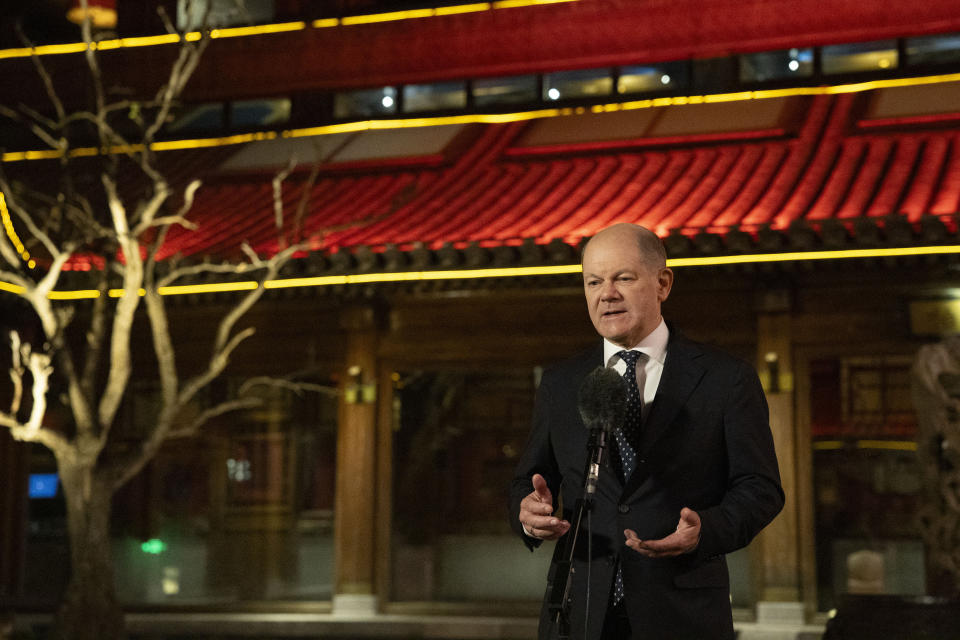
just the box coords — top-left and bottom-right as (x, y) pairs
(2, 1), (960, 638)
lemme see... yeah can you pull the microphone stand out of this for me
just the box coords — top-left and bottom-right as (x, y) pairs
(547, 427), (608, 640)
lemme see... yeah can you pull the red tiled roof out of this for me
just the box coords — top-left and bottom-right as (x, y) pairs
(152, 91), (960, 266)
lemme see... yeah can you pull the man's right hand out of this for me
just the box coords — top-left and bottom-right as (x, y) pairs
(518, 473), (571, 540)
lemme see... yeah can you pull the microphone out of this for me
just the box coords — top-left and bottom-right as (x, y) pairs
(577, 366), (627, 496)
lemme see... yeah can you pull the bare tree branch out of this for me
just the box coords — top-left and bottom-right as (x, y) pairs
(0, 332), (69, 455)
(96, 175), (145, 434)
(0, 170), (64, 261)
(134, 179), (200, 237)
(16, 23), (67, 125)
(169, 397), (263, 439)
(238, 376), (339, 397)
(158, 260), (256, 287)
(272, 156), (297, 238)
(80, 269), (110, 402)
(292, 162), (321, 244)
(0, 105), (65, 152)
(144, 37), (210, 144)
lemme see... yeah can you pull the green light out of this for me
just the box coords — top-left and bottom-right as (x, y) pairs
(141, 539), (167, 555)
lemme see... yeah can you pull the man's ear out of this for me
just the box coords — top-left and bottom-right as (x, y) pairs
(657, 268), (674, 302)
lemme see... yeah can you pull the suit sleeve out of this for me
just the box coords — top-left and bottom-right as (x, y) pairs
(508, 371), (563, 551)
(695, 361), (785, 560)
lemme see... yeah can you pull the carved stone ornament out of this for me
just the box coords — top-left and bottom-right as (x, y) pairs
(912, 337), (960, 594)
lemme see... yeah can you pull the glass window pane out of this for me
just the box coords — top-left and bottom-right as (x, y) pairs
(230, 98), (291, 129)
(107, 381), (338, 604)
(740, 48), (814, 82)
(822, 40), (899, 75)
(402, 81), (468, 113)
(618, 62), (688, 94)
(333, 87), (397, 119)
(810, 357), (925, 612)
(544, 68), (613, 101)
(905, 32), (960, 66)
(473, 75), (538, 107)
(168, 103), (225, 134)
(391, 369), (551, 602)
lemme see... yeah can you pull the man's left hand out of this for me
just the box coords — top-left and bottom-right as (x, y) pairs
(624, 507), (701, 558)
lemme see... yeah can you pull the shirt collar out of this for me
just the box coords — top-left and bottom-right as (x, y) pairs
(602, 318), (669, 366)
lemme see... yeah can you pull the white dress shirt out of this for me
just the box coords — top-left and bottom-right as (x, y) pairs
(603, 318), (669, 423)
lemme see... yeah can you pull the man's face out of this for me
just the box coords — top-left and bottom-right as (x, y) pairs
(582, 229), (673, 349)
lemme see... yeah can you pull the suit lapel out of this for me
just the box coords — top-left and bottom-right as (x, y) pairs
(622, 333), (705, 497)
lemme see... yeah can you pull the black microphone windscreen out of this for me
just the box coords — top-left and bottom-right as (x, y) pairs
(578, 366), (627, 433)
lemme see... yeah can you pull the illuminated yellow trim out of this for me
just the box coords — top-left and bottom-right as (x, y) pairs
(812, 441), (844, 450)
(435, 3), (492, 15)
(48, 289), (101, 300)
(667, 245), (960, 268)
(0, 1), (579, 61)
(0, 281), (25, 295)
(158, 281), (259, 296)
(1, 243), (959, 300)
(209, 22), (307, 39)
(108, 288), (147, 298)
(342, 9), (435, 24)
(493, 0), (576, 6)
(263, 263), (583, 289)
(9, 70), (960, 164)
(0, 193), (33, 268)
(151, 131), (277, 152)
(856, 440), (917, 451)
(814, 439), (917, 451)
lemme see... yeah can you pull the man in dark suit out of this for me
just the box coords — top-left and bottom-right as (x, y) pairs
(509, 223), (784, 640)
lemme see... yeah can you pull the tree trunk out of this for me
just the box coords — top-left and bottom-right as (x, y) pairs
(53, 464), (125, 640)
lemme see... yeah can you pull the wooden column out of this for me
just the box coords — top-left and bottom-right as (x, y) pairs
(752, 299), (804, 624)
(332, 306), (380, 614)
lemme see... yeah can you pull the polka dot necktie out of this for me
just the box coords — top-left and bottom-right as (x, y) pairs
(612, 350), (646, 482)
(612, 349), (647, 605)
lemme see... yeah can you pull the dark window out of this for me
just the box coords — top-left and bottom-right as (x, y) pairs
(905, 32), (960, 66)
(333, 87), (398, 119)
(740, 48), (814, 83)
(402, 81), (468, 112)
(473, 75), (538, 107)
(823, 40), (899, 75)
(230, 98), (291, 129)
(618, 62), (689, 94)
(544, 68), (613, 102)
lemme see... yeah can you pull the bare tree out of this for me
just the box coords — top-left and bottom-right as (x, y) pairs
(0, 4), (315, 638)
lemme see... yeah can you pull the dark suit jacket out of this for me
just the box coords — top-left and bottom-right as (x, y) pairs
(509, 329), (784, 640)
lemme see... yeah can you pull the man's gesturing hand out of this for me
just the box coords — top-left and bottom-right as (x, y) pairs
(519, 473), (571, 540)
(624, 507), (701, 558)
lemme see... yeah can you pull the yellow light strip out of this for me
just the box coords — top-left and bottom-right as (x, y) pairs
(209, 22), (306, 38)
(814, 440), (917, 451)
(0, 193), (35, 268)
(667, 245), (960, 268)
(493, 0), (576, 6)
(341, 9), (436, 24)
(8, 70), (960, 164)
(157, 281), (259, 296)
(107, 288), (146, 298)
(2, 243), (958, 300)
(856, 440), (917, 451)
(0, 281), (25, 295)
(262, 263), (583, 289)
(812, 441), (844, 450)
(48, 289), (101, 300)
(435, 3), (492, 15)
(0, 1), (577, 60)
